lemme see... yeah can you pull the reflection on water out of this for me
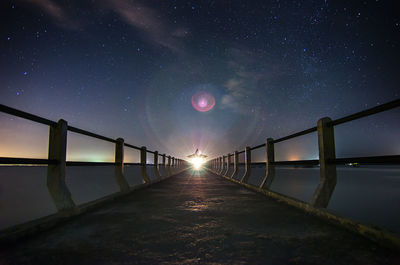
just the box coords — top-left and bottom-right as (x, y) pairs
(246, 164), (400, 234)
(1, 165), (399, 235)
(0, 165), (145, 230)
(0, 166), (56, 230)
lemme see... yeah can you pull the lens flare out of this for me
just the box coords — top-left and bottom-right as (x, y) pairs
(190, 157), (205, 170)
(191, 91), (215, 112)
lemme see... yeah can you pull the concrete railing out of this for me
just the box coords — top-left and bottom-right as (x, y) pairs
(0, 104), (189, 242)
(207, 98), (400, 250)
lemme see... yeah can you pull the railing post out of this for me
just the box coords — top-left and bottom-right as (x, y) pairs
(219, 155), (226, 175)
(241, 147), (251, 183)
(154, 151), (161, 178)
(218, 156), (223, 174)
(167, 155), (171, 176)
(47, 119), (76, 212)
(162, 154), (166, 177)
(231, 151), (239, 179)
(311, 117), (337, 208)
(140, 146), (151, 183)
(114, 138), (130, 192)
(223, 153), (231, 176)
(260, 138), (275, 189)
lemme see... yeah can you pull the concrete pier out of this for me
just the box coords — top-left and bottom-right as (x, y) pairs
(1, 170), (398, 264)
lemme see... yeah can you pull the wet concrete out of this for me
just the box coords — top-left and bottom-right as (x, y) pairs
(1, 170), (399, 264)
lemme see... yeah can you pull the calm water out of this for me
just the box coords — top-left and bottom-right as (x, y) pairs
(1, 165), (399, 235)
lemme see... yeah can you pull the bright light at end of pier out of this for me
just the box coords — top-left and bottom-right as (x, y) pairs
(190, 157), (205, 170)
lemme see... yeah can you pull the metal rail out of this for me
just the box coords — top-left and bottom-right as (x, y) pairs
(332, 99), (400, 126)
(0, 104), (56, 126)
(331, 155), (400, 165)
(68, 126), (116, 143)
(0, 104), (173, 164)
(272, 127), (317, 144)
(0, 157), (57, 165)
(213, 98), (400, 165)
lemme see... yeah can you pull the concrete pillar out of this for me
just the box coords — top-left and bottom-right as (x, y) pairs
(171, 157), (174, 174)
(154, 151), (161, 178)
(167, 155), (171, 175)
(260, 138), (275, 189)
(162, 154), (166, 177)
(311, 117), (337, 208)
(114, 138), (130, 192)
(140, 146), (151, 183)
(241, 147), (251, 183)
(47, 119), (76, 211)
(231, 151), (239, 179)
(223, 153), (231, 176)
(219, 155), (226, 175)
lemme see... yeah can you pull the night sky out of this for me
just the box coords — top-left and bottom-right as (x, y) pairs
(0, 0), (399, 162)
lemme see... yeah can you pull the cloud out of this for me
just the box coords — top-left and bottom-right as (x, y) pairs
(220, 47), (291, 115)
(103, 0), (188, 52)
(17, 0), (188, 52)
(18, 0), (80, 30)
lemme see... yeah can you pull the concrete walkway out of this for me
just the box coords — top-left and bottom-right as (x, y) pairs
(1, 170), (399, 264)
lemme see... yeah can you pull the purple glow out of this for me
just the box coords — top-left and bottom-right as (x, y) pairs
(191, 91), (215, 112)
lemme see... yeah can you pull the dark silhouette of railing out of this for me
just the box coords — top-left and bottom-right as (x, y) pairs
(207, 98), (400, 249)
(209, 98), (400, 207)
(0, 104), (187, 241)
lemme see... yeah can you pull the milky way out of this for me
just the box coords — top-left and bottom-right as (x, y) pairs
(0, 0), (399, 160)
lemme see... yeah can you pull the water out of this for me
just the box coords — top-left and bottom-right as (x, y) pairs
(217, 164), (400, 234)
(1, 165), (400, 235)
(0, 165), (144, 230)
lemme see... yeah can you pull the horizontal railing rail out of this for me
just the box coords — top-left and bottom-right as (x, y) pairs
(0, 157), (57, 165)
(211, 98), (400, 164)
(0, 103), (176, 162)
(0, 103), (188, 240)
(0, 104), (57, 126)
(208, 98), (400, 209)
(207, 98), (400, 250)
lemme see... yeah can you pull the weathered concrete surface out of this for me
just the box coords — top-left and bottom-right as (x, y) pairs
(1, 170), (399, 265)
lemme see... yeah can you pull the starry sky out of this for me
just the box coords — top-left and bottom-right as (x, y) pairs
(0, 0), (399, 162)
